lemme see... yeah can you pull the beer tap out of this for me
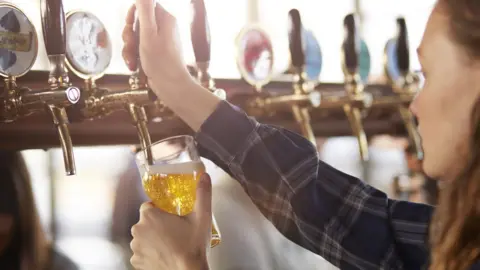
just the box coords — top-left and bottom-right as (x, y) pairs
(0, 1), (81, 175)
(341, 14), (371, 161)
(285, 9), (318, 146)
(190, 0), (226, 99)
(40, 0), (83, 175)
(63, 10), (155, 165)
(384, 17), (423, 159)
(235, 10), (320, 145)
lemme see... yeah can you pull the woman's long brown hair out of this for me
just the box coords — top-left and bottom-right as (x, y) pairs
(429, 2), (480, 269)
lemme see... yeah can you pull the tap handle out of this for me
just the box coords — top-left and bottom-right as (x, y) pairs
(41, 0), (66, 55)
(130, 8), (149, 88)
(191, 0), (210, 63)
(342, 14), (360, 75)
(133, 13), (141, 71)
(288, 9), (304, 69)
(396, 17), (409, 76)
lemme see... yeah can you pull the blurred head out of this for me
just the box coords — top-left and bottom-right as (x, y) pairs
(0, 151), (49, 270)
(411, 1), (480, 269)
(404, 143), (423, 173)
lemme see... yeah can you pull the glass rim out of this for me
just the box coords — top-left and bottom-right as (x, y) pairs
(134, 135), (195, 157)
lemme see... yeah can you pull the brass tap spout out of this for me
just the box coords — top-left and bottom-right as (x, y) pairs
(127, 103), (153, 164)
(341, 14), (370, 162)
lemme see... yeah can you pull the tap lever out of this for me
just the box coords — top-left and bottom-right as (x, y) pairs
(396, 17), (409, 76)
(190, 0), (225, 98)
(341, 13), (369, 161)
(41, 0), (66, 55)
(131, 7), (148, 88)
(288, 9), (305, 70)
(191, 0), (210, 63)
(342, 14), (360, 75)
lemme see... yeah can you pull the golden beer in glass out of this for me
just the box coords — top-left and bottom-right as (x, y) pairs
(135, 135), (221, 247)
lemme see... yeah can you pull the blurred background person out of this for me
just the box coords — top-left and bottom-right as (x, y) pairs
(0, 150), (78, 270)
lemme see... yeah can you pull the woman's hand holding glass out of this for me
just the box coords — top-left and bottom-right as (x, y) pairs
(130, 174), (212, 270)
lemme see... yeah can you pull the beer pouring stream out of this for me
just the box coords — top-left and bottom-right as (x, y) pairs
(190, 0), (226, 99)
(288, 9), (317, 147)
(396, 18), (423, 160)
(342, 14), (369, 161)
(40, 0), (81, 175)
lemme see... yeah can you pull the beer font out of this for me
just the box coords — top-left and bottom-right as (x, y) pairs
(0, 2), (420, 175)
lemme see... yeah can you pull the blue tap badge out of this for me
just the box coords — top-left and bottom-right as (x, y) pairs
(385, 39), (401, 82)
(359, 39), (370, 84)
(304, 30), (322, 82)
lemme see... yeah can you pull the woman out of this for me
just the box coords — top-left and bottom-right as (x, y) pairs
(126, 0), (480, 269)
(0, 151), (78, 270)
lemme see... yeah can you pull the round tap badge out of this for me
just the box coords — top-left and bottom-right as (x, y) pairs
(359, 39), (371, 84)
(385, 39), (401, 82)
(66, 11), (112, 78)
(236, 26), (274, 88)
(0, 4), (38, 78)
(304, 29), (322, 82)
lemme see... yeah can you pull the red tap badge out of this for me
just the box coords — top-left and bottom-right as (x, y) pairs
(243, 30), (272, 75)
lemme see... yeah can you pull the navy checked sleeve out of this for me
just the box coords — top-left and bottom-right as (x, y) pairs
(196, 101), (435, 270)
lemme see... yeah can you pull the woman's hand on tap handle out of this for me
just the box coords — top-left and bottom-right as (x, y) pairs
(122, 0), (222, 132)
(122, 0), (193, 94)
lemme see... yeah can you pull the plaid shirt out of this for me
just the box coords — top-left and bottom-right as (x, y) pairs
(196, 101), (479, 270)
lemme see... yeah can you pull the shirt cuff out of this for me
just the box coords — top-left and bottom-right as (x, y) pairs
(195, 100), (256, 163)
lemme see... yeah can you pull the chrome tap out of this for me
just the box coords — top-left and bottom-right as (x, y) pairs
(0, 1), (80, 175)
(63, 10), (155, 165)
(341, 14), (371, 161)
(384, 17), (423, 160)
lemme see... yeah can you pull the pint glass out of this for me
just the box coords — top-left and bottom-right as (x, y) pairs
(135, 135), (221, 247)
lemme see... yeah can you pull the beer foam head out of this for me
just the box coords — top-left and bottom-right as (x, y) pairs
(143, 160), (206, 175)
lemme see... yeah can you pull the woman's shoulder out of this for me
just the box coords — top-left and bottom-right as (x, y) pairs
(49, 248), (79, 270)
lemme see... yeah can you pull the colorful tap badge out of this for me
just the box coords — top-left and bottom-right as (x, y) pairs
(385, 39), (401, 82)
(304, 30), (322, 82)
(65, 11), (112, 78)
(238, 26), (273, 85)
(0, 4), (37, 77)
(359, 40), (371, 84)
